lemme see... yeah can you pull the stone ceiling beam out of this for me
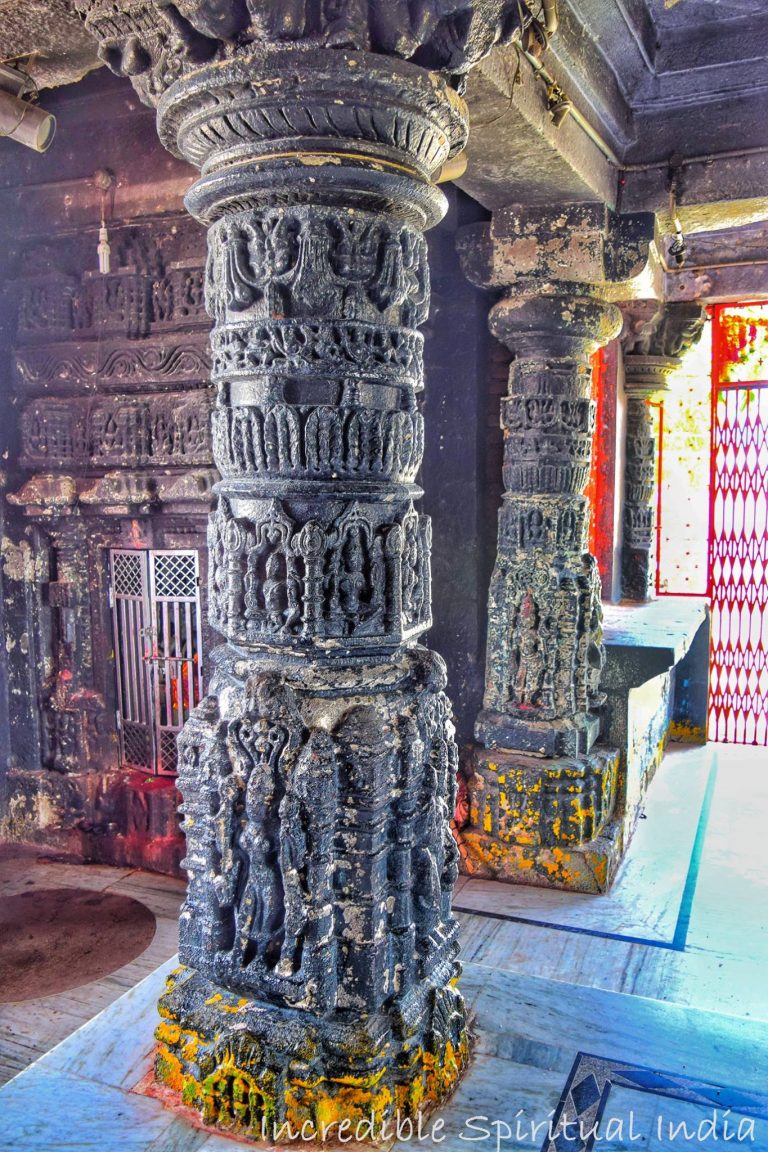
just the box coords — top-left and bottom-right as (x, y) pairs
(458, 46), (618, 210)
(661, 216), (768, 305)
(620, 154), (768, 235)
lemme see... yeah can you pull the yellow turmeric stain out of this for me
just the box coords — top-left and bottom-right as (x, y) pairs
(155, 1020), (181, 1047)
(155, 1044), (185, 1093)
(669, 720), (706, 745)
(592, 856), (608, 887)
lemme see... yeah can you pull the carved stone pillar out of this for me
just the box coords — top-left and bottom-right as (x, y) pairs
(74, 0), (529, 1136)
(620, 301), (707, 600)
(458, 204), (653, 892)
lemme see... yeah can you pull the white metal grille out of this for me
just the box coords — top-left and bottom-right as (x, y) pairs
(152, 551), (199, 599)
(111, 548), (203, 776)
(112, 550), (144, 598)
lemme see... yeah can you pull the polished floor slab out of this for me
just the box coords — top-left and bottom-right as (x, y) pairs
(2, 951), (767, 1152)
(457, 742), (768, 1021)
(455, 744), (714, 944)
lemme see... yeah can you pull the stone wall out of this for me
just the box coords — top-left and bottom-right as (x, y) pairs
(0, 70), (209, 872)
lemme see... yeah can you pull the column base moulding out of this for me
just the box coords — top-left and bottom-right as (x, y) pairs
(169, 644), (466, 1132)
(460, 745), (622, 894)
(475, 708), (601, 758)
(154, 963), (468, 1139)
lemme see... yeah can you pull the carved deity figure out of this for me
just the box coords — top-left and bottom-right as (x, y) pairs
(368, 536), (386, 628)
(219, 677), (307, 971)
(412, 753), (443, 949)
(338, 530), (367, 622)
(428, 695), (460, 904)
(330, 219), (379, 315)
(402, 515), (423, 625)
(512, 591), (544, 707)
(211, 745), (244, 911)
(276, 747), (313, 977)
(263, 552), (286, 629)
(152, 274), (173, 322)
(229, 716), (283, 967)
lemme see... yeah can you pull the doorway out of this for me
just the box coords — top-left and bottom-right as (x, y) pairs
(708, 305), (768, 745)
(656, 304), (768, 746)
(110, 549), (204, 775)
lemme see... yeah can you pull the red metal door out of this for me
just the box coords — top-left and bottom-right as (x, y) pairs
(709, 305), (768, 745)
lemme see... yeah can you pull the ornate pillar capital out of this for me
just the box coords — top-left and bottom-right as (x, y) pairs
(75, 0), (530, 106)
(488, 290), (623, 360)
(620, 299), (706, 396)
(458, 202), (656, 358)
(458, 203), (655, 290)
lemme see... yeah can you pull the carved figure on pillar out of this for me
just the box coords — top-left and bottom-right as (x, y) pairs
(620, 300), (706, 600)
(74, 0), (532, 1136)
(458, 203), (654, 893)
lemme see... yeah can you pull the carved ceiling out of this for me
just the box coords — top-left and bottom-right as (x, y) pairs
(533, 0), (768, 162)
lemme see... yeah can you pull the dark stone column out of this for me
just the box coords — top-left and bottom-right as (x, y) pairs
(457, 203), (653, 892)
(620, 301), (706, 601)
(74, 0), (528, 1136)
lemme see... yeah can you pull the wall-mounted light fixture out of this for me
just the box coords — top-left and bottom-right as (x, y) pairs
(0, 63), (56, 153)
(94, 168), (116, 274)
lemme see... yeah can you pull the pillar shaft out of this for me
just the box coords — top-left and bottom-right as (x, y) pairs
(620, 301), (707, 601)
(623, 395), (658, 599)
(74, 0), (529, 1135)
(159, 52), (467, 1132)
(478, 292), (615, 755)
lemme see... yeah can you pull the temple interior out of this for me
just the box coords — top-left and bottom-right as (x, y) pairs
(0, 2), (767, 1149)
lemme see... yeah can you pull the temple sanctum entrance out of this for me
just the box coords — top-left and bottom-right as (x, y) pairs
(110, 549), (203, 776)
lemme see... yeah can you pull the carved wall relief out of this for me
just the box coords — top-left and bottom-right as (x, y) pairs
(17, 262), (207, 345)
(20, 392), (213, 469)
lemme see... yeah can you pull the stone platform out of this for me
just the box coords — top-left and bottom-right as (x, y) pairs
(601, 595), (710, 858)
(2, 939), (767, 1151)
(459, 597), (709, 893)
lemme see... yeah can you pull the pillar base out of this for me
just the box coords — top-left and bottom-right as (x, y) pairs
(475, 708), (601, 757)
(461, 745), (622, 893)
(154, 965), (469, 1141)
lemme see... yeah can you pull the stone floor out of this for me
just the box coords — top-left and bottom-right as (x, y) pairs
(0, 847), (185, 1085)
(1, 741), (767, 1150)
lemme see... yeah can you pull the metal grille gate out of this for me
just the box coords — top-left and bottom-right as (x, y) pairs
(709, 307), (768, 745)
(110, 549), (203, 774)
